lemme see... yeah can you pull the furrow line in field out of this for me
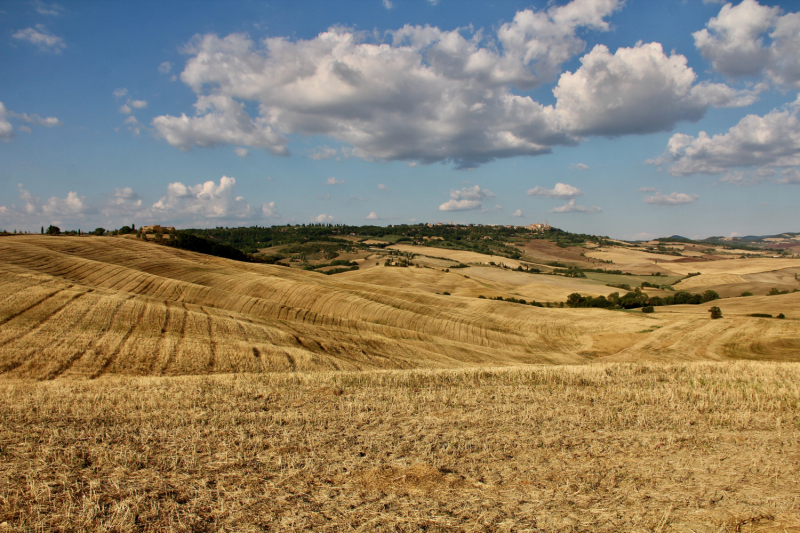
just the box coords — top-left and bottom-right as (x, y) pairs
(90, 297), (148, 379)
(0, 288), (66, 328)
(160, 303), (188, 375)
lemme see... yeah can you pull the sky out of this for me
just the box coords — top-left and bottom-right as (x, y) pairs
(1, 0), (799, 240)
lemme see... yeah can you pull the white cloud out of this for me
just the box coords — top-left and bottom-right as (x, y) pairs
(234, 147), (249, 157)
(12, 25), (65, 53)
(637, 186), (656, 193)
(152, 176), (258, 221)
(119, 104), (132, 114)
(310, 146), (338, 160)
(778, 169), (800, 184)
(527, 182), (582, 199)
(0, 103), (13, 141)
(427, 0), (439, 4)
(123, 115), (141, 136)
(151, 1), (625, 167)
(35, 2), (65, 16)
(553, 42), (756, 137)
(1, 184), (95, 226)
(718, 169), (771, 185)
(129, 100), (148, 109)
(549, 199), (601, 213)
(694, 0), (800, 88)
(312, 213), (334, 223)
(643, 192), (698, 205)
(382, 0), (393, 9)
(152, 95), (288, 154)
(113, 88), (129, 98)
(574, 163), (589, 170)
(159, 61), (173, 74)
(0, 101), (61, 141)
(325, 177), (344, 185)
(648, 107), (800, 176)
(366, 211), (379, 220)
(494, 204), (503, 211)
(438, 184), (495, 211)
(261, 201), (279, 217)
(378, 183), (388, 190)
(511, 209), (523, 217)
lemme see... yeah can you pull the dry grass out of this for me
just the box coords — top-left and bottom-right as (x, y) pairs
(1, 362), (799, 532)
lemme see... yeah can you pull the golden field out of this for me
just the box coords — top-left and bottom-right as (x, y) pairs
(0, 235), (799, 379)
(1, 363), (799, 532)
(1, 235), (800, 531)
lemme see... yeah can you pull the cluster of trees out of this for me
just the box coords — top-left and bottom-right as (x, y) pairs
(177, 223), (610, 261)
(566, 289), (720, 310)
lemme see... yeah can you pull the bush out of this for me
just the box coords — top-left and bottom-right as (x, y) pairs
(740, 291), (753, 297)
(46, 225), (60, 235)
(708, 306), (723, 319)
(702, 290), (720, 302)
(642, 306), (654, 313)
(777, 313), (786, 319)
(748, 313), (772, 318)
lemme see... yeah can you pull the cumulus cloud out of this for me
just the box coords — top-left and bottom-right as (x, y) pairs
(549, 199), (601, 213)
(325, 177), (344, 185)
(778, 169), (800, 184)
(12, 25), (65, 53)
(0, 184), (95, 226)
(527, 182), (582, 199)
(694, 0), (800, 88)
(0, 101), (61, 141)
(159, 61), (173, 74)
(553, 42), (756, 137)
(152, 95), (288, 154)
(643, 191), (698, 205)
(438, 184), (495, 211)
(234, 147), (249, 157)
(648, 106), (800, 176)
(130, 100), (147, 109)
(366, 211), (379, 220)
(382, 0), (393, 9)
(574, 163), (589, 170)
(313, 213), (334, 223)
(637, 186), (656, 193)
(310, 146), (338, 160)
(151, 176), (261, 222)
(35, 2), (65, 16)
(511, 209), (524, 217)
(150, 0), (628, 167)
(113, 88), (129, 98)
(261, 201), (279, 217)
(118, 104), (132, 114)
(378, 183), (388, 190)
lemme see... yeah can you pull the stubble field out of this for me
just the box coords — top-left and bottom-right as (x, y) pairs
(1, 235), (800, 531)
(2, 363), (799, 532)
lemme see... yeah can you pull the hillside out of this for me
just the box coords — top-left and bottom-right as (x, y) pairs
(1, 235), (799, 379)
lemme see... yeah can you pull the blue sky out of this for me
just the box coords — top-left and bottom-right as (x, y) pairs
(1, 0), (798, 240)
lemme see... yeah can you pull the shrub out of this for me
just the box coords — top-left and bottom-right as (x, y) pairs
(708, 306), (723, 319)
(642, 306), (654, 313)
(748, 313), (772, 318)
(740, 291), (753, 297)
(46, 225), (60, 235)
(777, 313), (786, 319)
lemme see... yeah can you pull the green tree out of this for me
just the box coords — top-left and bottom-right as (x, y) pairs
(46, 225), (60, 235)
(702, 290), (720, 302)
(708, 306), (723, 319)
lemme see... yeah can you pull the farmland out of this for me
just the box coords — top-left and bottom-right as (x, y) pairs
(1, 232), (799, 531)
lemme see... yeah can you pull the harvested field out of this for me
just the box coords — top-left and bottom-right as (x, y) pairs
(1, 363), (799, 532)
(2, 236), (800, 380)
(387, 244), (526, 269)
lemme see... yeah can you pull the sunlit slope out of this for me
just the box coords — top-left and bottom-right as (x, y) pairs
(0, 236), (648, 379)
(2, 236), (799, 379)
